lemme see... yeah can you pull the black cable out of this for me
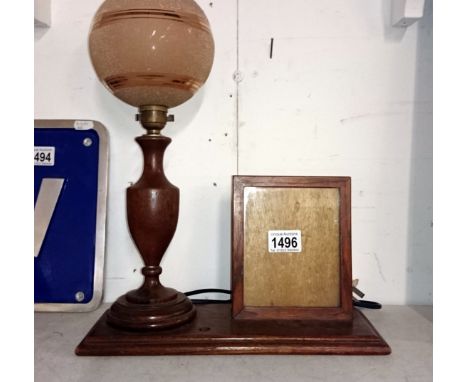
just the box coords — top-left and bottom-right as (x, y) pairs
(185, 288), (382, 309)
(190, 299), (231, 304)
(353, 299), (382, 309)
(184, 289), (231, 304)
(184, 288), (231, 297)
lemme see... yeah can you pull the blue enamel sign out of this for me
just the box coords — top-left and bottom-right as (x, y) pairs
(34, 120), (108, 311)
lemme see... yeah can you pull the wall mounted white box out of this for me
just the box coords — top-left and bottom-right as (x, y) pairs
(392, 0), (425, 27)
(35, 0), (51, 28)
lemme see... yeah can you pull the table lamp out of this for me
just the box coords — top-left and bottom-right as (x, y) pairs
(78, 0), (390, 356)
(88, 0), (214, 330)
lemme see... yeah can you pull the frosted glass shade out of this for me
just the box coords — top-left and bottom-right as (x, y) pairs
(88, 0), (215, 108)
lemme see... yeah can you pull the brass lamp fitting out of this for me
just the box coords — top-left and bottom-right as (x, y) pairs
(136, 105), (175, 135)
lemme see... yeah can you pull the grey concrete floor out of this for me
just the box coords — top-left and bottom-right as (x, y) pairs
(35, 304), (432, 382)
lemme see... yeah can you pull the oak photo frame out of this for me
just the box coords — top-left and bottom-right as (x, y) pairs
(231, 176), (353, 322)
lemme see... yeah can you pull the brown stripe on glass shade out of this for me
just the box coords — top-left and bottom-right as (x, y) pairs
(92, 8), (211, 33)
(104, 73), (202, 93)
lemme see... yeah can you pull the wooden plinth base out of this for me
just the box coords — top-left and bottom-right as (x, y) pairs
(76, 304), (390, 356)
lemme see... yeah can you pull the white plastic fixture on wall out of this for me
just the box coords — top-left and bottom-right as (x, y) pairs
(392, 0), (426, 27)
(35, 0), (51, 28)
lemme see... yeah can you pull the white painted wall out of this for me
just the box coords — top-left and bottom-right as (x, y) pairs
(238, 0), (433, 305)
(35, 0), (432, 305)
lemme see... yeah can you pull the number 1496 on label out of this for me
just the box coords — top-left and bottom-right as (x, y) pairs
(268, 230), (302, 253)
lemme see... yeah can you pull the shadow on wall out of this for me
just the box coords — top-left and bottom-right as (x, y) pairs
(216, 194), (232, 293)
(35, 25), (50, 42)
(381, 0), (406, 42)
(406, 0), (433, 305)
(170, 87), (206, 139)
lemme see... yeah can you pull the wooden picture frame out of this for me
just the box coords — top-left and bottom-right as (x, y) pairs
(231, 176), (352, 322)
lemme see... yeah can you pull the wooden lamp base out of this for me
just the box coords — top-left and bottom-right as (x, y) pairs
(76, 304), (390, 356)
(106, 267), (195, 331)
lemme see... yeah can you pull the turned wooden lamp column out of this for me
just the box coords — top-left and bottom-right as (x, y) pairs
(88, 0), (214, 330)
(107, 106), (195, 330)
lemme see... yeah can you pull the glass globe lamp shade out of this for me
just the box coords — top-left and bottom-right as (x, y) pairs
(88, 0), (215, 109)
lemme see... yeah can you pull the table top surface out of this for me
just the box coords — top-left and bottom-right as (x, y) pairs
(35, 304), (432, 382)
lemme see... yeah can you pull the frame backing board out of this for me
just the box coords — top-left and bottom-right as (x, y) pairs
(232, 176), (352, 321)
(244, 187), (341, 308)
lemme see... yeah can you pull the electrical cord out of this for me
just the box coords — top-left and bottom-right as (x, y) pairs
(184, 288), (231, 304)
(185, 288), (382, 309)
(353, 299), (382, 309)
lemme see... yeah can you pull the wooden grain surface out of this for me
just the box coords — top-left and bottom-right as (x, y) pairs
(243, 187), (340, 308)
(75, 304), (391, 356)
